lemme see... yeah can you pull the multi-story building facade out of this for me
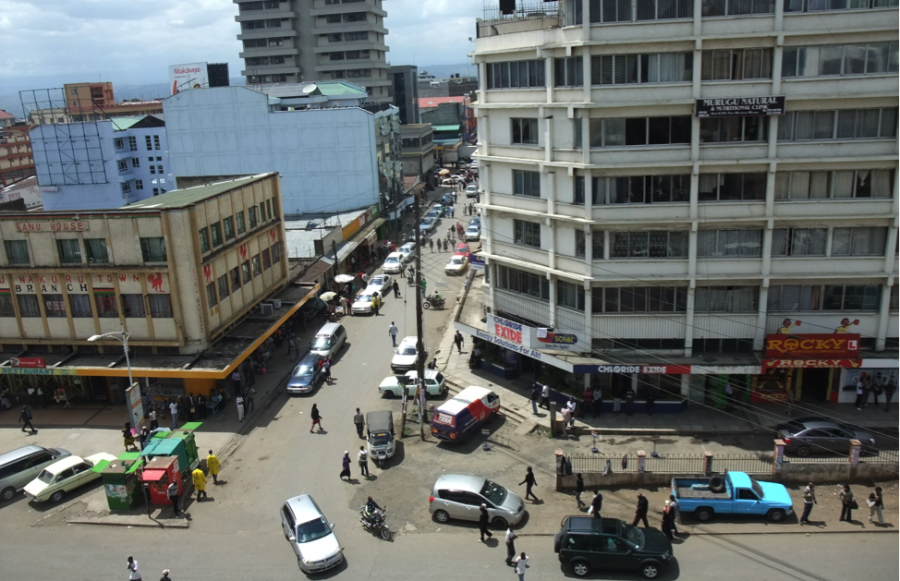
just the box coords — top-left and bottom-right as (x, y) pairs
(400, 124), (435, 178)
(62, 82), (163, 122)
(471, 0), (899, 408)
(390, 64), (419, 124)
(30, 115), (172, 210)
(235, 0), (392, 102)
(164, 83), (401, 216)
(0, 173), (292, 400)
(0, 123), (36, 186)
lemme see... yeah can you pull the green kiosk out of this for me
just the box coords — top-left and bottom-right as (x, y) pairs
(100, 452), (144, 510)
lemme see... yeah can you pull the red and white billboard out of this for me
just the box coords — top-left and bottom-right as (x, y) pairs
(169, 62), (209, 95)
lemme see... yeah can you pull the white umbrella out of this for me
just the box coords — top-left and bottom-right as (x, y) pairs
(320, 291), (337, 302)
(334, 274), (355, 284)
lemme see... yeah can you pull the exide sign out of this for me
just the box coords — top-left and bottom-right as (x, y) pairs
(490, 315), (525, 345)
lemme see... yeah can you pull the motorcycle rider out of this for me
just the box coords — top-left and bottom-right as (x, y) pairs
(363, 496), (383, 526)
(432, 290), (443, 305)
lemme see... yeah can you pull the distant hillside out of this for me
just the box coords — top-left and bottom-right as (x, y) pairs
(412, 63), (477, 80)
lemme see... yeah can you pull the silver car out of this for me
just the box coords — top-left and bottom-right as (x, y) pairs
(280, 494), (343, 573)
(428, 474), (525, 529)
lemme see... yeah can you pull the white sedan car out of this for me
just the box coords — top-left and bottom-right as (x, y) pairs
(398, 242), (416, 263)
(445, 254), (469, 275)
(352, 292), (376, 315)
(24, 453), (116, 503)
(366, 274), (392, 297)
(465, 225), (481, 242)
(391, 336), (422, 374)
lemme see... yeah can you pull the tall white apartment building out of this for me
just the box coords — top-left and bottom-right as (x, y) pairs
(235, 0), (392, 103)
(471, 0), (899, 408)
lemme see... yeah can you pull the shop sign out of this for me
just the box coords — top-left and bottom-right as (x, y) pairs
(695, 96), (785, 117)
(468, 254), (485, 271)
(14, 220), (90, 233)
(487, 315), (529, 347)
(579, 365), (692, 374)
(765, 333), (859, 359)
(0, 367), (76, 376)
(762, 359), (861, 370)
(531, 327), (586, 353)
(9, 357), (46, 368)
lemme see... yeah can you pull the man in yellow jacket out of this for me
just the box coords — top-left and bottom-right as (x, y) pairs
(192, 467), (208, 501)
(206, 450), (221, 484)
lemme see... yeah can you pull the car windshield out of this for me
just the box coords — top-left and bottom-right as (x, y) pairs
(294, 364), (314, 377)
(479, 479), (508, 506)
(619, 522), (644, 549)
(435, 373), (444, 383)
(295, 517), (332, 544)
(312, 337), (332, 350)
(450, 257), (462, 265)
(356, 294), (373, 304)
(37, 469), (54, 484)
(386, 257), (399, 264)
(370, 432), (392, 446)
(750, 477), (765, 498)
(398, 346), (417, 356)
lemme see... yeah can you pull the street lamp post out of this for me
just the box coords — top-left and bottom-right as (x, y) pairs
(87, 329), (137, 426)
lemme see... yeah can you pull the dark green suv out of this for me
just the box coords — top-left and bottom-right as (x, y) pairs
(554, 516), (673, 579)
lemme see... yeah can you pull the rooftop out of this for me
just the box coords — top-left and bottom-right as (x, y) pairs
(418, 97), (465, 108)
(125, 174), (275, 210)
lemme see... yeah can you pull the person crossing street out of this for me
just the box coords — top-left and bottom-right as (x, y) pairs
(19, 406), (37, 434)
(354, 408), (365, 438)
(388, 322), (399, 347)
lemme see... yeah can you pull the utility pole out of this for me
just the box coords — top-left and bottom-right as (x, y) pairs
(413, 189), (426, 440)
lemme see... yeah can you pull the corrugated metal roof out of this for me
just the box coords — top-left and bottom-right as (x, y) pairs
(124, 173), (275, 210)
(418, 97), (465, 108)
(316, 81), (368, 97)
(110, 117), (143, 131)
(433, 125), (460, 132)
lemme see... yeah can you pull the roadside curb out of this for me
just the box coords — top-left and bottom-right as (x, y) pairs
(67, 517), (190, 529)
(507, 528), (899, 537)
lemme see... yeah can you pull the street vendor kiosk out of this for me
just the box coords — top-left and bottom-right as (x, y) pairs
(140, 455), (182, 506)
(100, 452), (144, 510)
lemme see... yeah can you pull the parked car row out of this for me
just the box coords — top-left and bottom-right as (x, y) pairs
(1, 445), (115, 505)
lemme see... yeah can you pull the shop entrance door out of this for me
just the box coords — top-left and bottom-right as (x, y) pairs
(800, 368), (831, 402)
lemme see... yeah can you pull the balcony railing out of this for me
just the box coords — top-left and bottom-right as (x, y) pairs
(477, 1), (563, 38)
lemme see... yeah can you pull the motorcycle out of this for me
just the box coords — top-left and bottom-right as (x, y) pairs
(423, 294), (445, 310)
(359, 505), (392, 540)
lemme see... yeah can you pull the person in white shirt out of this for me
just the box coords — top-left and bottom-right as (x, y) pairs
(168, 401), (178, 429)
(513, 552), (529, 580)
(126, 556), (141, 581)
(505, 524), (518, 566)
(388, 322), (398, 347)
(236, 395), (245, 422)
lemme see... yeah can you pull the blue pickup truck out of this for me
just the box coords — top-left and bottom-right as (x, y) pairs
(671, 471), (793, 523)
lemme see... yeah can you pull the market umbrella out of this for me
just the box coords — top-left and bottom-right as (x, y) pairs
(439, 169), (451, 176)
(320, 291), (337, 302)
(334, 274), (355, 284)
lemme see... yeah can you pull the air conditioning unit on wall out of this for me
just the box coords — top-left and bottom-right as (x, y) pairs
(259, 303), (275, 316)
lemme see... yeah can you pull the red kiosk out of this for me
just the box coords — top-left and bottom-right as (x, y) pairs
(140, 456), (183, 507)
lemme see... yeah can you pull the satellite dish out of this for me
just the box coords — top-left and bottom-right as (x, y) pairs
(301, 84), (317, 95)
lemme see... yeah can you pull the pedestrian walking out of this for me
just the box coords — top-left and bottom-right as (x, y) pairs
(169, 400), (179, 429)
(632, 492), (649, 528)
(167, 481), (181, 516)
(126, 556), (142, 581)
(231, 369), (242, 392)
(372, 292), (381, 316)
(661, 500), (675, 540)
(560, 407), (571, 438)
(868, 487), (884, 525)
(454, 330), (464, 353)
(590, 490), (603, 519)
(421, 278), (427, 299)
(360, 271), (369, 286)
(392, 280), (400, 298)
(839, 484), (855, 521)
(245, 389), (255, 414)
(566, 398), (577, 428)
(235, 394), (245, 422)
(322, 358), (332, 384)
(854, 378), (865, 410)
(19, 406), (37, 434)
(429, 238), (434, 253)
(519, 466), (541, 502)
(613, 385), (623, 413)
(340, 451), (352, 481)
(625, 387), (635, 416)
(540, 383), (550, 410)
(123, 423), (138, 451)
(358, 446), (370, 478)
(513, 552), (529, 581)
(668, 494), (680, 534)
(582, 386), (593, 418)
(575, 473), (586, 510)
(530, 383), (541, 415)
(139, 426), (150, 450)
(354, 408), (365, 438)
(388, 322), (398, 347)
(884, 376), (896, 412)
(478, 503), (493, 542)
(725, 381), (737, 411)
(799, 482), (816, 525)
(206, 450), (221, 484)
(160, 570), (171, 580)
(192, 467), (207, 501)
(310, 403), (323, 432)
(592, 385), (603, 417)
(505, 524), (518, 565)
(288, 336), (298, 361)
(148, 408), (158, 430)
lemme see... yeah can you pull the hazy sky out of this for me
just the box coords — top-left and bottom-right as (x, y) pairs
(0, 0), (482, 83)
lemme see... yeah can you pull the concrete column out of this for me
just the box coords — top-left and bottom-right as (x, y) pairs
(773, 439), (785, 474)
(548, 273), (557, 328)
(755, 286), (769, 351)
(582, 41), (592, 103)
(545, 57), (554, 104)
(581, 0), (590, 37)
(584, 167), (592, 221)
(875, 280), (892, 351)
(582, 115), (590, 165)
(545, 114), (553, 163)
(684, 284), (695, 357)
(583, 279), (593, 341)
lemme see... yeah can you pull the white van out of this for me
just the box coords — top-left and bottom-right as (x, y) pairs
(383, 251), (404, 274)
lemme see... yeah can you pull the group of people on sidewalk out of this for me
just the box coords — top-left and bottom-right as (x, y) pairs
(799, 482), (887, 526)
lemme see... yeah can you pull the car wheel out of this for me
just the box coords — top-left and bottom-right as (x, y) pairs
(383, 390), (395, 399)
(695, 507), (713, 522)
(1, 486), (16, 502)
(796, 445), (811, 457)
(640, 561), (662, 579)
(767, 508), (786, 522)
(49, 490), (65, 503)
(571, 560), (592, 577)
(433, 509), (450, 523)
(491, 516), (508, 530)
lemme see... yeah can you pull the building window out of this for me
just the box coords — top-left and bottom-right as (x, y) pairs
(554, 57), (584, 87)
(135, 179), (143, 190)
(701, 0), (775, 16)
(558, 280), (586, 311)
(117, 159), (127, 172)
(210, 222), (223, 246)
(218, 274), (230, 300)
(576, 230), (587, 258)
(4, 240), (30, 265)
(591, 116), (692, 147)
(145, 135), (152, 151)
(591, 53), (692, 85)
(346, 31), (368, 41)
(496, 265), (550, 301)
(346, 50), (370, 59)
(259, 202), (267, 221)
(775, 169), (894, 199)
(593, 286), (688, 313)
(610, 231), (688, 258)
(267, 199), (275, 220)
(69, 294), (92, 317)
(242, 261), (252, 283)
(249, 206), (259, 229)
(84, 239), (110, 264)
(236, 211), (246, 234)
(206, 282), (218, 308)
(486, 60), (546, 89)
(43, 295), (66, 318)
(512, 170), (541, 196)
(698, 173), (766, 201)
(783, 43), (899, 78)
(114, 138), (124, 149)
(252, 254), (262, 276)
(771, 228), (827, 256)
(272, 242), (281, 263)
(128, 136), (137, 151)
(511, 118), (539, 145)
(153, 135), (161, 150)
(121, 294), (146, 317)
(262, 248), (272, 270)
(0, 295), (15, 316)
(94, 294), (119, 318)
(769, 283), (880, 312)
(514, 220), (541, 248)
(701, 48), (773, 80)
(17, 295), (41, 317)
(831, 227), (888, 256)
(785, 0), (897, 12)
(199, 228), (210, 253)
(56, 239), (82, 264)
(223, 217), (235, 240)
(131, 157), (140, 168)
(231, 267), (241, 290)
(697, 230), (763, 257)
(140, 237), (167, 263)
(823, 284), (881, 311)
(634, 0), (694, 21)
(149, 294), (173, 318)
(778, 108), (898, 141)
(700, 116), (768, 143)
(149, 165), (156, 175)
(589, 0), (634, 22)
(121, 182), (132, 197)
(585, 174), (690, 204)
(694, 286), (759, 313)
